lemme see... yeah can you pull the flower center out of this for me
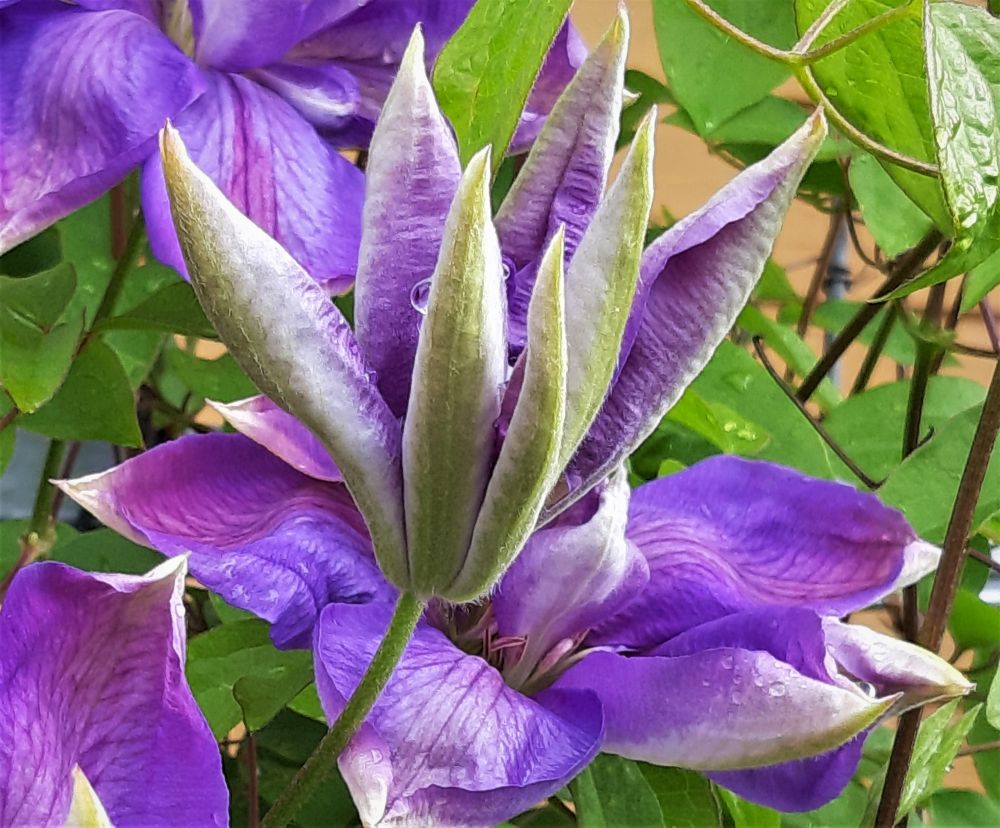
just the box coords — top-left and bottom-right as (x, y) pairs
(427, 600), (592, 694)
(162, 0), (195, 59)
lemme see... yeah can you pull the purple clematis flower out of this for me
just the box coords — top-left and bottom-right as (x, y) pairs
(0, 0), (583, 291)
(57, 12), (971, 824)
(0, 556), (228, 826)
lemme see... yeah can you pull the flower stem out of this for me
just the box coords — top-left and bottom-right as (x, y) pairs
(90, 214), (146, 330)
(260, 592), (425, 828)
(875, 357), (1000, 827)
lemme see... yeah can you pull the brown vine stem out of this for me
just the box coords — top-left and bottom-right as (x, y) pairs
(875, 357), (1000, 827)
(797, 232), (942, 403)
(752, 337), (882, 488)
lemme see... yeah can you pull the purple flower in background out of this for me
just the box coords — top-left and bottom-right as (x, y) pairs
(0, 0), (583, 291)
(57, 12), (970, 824)
(0, 557), (227, 827)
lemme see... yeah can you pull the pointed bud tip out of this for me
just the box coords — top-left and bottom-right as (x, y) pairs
(399, 25), (427, 81)
(607, 6), (630, 46)
(804, 108), (828, 145)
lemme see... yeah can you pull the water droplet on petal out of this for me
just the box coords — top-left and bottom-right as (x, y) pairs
(410, 278), (431, 314)
(856, 681), (878, 698)
(768, 681), (786, 697)
(720, 654), (734, 670)
(501, 256), (515, 282)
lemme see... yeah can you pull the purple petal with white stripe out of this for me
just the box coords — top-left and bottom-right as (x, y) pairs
(0, 558), (227, 826)
(314, 601), (603, 827)
(56, 433), (391, 649)
(591, 456), (920, 651)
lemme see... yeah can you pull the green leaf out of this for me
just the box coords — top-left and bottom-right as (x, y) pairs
(717, 789), (779, 828)
(737, 305), (841, 411)
(849, 152), (935, 257)
(960, 245), (1000, 312)
(619, 70), (675, 150)
(638, 765), (722, 828)
(949, 588), (1000, 651)
(823, 376), (987, 481)
(879, 402), (1000, 542)
(666, 389), (770, 456)
(754, 259), (800, 304)
(0, 226), (62, 276)
(653, 0), (796, 133)
(570, 755), (665, 828)
(796, 0), (949, 228)
(0, 264), (82, 412)
(691, 341), (839, 479)
(19, 340), (142, 446)
(56, 195), (115, 328)
(432, 0), (573, 167)
(893, 2), (1000, 295)
(988, 664), (1000, 730)
(254, 710), (358, 828)
(50, 528), (160, 575)
(163, 344), (257, 403)
(894, 700), (980, 819)
(968, 667), (1000, 801)
(186, 619), (314, 738)
(0, 425), (13, 476)
(928, 790), (1000, 828)
(98, 280), (216, 338)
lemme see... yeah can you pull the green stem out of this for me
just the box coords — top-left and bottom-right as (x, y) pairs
(27, 439), (66, 538)
(795, 3), (916, 62)
(90, 214), (146, 330)
(260, 592), (425, 828)
(680, 0), (789, 63)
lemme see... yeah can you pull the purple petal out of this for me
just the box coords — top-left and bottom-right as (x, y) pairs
(0, 3), (200, 252)
(591, 456), (920, 651)
(709, 739), (864, 813)
(289, 0), (473, 147)
(0, 559), (227, 826)
(822, 618), (972, 712)
(209, 394), (342, 482)
(313, 602), (603, 827)
(142, 69), (364, 293)
(189, 0), (307, 72)
(353, 26), (461, 417)
(251, 60), (359, 130)
(508, 21), (588, 153)
(56, 433), (392, 648)
(495, 11), (627, 354)
(555, 609), (890, 775)
(564, 113), (828, 501)
(494, 469), (648, 685)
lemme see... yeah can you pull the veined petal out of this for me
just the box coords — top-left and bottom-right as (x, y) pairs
(159, 123), (408, 587)
(494, 468), (649, 685)
(209, 394), (342, 482)
(56, 433), (391, 649)
(0, 559), (227, 827)
(556, 608), (891, 775)
(313, 602), (603, 827)
(251, 60), (359, 130)
(0, 3), (200, 252)
(446, 229), (568, 601)
(402, 147), (506, 597)
(822, 618), (972, 712)
(189, 0), (307, 72)
(289, 0), (474, 147)
(591, 456), (920, 652)
(354, 26), (462, 417)
(558, 109), (655, 470)
(564, 113), (828, 504)
(144, 70), (364, 293)
(496, 12), (627, 354)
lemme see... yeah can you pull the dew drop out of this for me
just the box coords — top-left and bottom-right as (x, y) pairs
(410, 278), (432, 314)
(768, 681), (786, 697)
(856, 681), (878, 698)
(501, 256), (515, 282)
(720, 654), (734, 670)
